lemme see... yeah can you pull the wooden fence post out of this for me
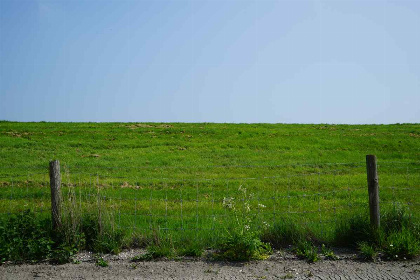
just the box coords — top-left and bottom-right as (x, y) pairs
(366, 155), (380, 228)
(49, 160), (62, 230)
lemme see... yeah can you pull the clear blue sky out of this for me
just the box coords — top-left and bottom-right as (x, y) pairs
(1, 0), (419, 124)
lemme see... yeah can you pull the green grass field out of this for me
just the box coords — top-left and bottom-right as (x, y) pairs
(0, 121), (419, 259)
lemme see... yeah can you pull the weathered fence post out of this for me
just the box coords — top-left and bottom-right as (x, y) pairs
(366, 155), (380, 228)
(49, 160), (62, 230)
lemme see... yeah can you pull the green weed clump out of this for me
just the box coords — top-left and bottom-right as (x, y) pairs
(131, 230), (205, 261)
(321, 244), (338, 260)
(207, 185), (271, 261)
(333, 211), (377, 248)
(334, 207), (420, 261)
(80, 214), (124, 254)
(295, 240), (319, 263)
(380, 207), (420, 260)
(357, 242), (377, 261)
(383, 228), (420, 260)
(0, 210), (53, 263)
(95, 255), (108, 267)
(215, 229), (271, 261)
(132, 245), (176, 262)
(0, 209), (126, 264)
(261, 218), (308, 248)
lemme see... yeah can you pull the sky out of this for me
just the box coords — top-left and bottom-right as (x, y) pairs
(0, 0), (419, 124)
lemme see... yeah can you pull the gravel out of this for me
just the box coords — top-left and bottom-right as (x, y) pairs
(0, 249), (419, 280)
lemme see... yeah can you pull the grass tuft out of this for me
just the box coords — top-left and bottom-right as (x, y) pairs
(383, 227), (420, 260)
(333, 211), (378, 247)
(79, 214), (124, 254)
(261, 218), (308, 248)
(357, 242), (377, 261)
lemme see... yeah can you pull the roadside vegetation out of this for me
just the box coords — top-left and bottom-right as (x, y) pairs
(1, 201), (419, 264)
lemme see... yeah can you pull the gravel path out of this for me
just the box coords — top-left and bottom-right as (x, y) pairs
(1, 250), (419, 280)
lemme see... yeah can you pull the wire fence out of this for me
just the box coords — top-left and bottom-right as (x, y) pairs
(0, 160), (419, 241)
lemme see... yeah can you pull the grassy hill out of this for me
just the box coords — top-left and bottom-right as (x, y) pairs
(0, 121), (419, 261)
(0, 121), (419, 177)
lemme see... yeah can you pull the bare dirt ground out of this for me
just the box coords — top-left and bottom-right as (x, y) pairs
(1, 249), (419, 280)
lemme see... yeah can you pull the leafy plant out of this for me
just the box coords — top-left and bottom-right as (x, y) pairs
(321, 244), (338, 260)
(215, 186), (272, 261)
(216, 229), (271, 261)
(50, 244), (79, 264)
(295, 241), (318, 263)
(0, 210), (53, 262)
(95, 255), (108, 267)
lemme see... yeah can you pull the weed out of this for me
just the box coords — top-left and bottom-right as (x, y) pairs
(0, 210), (53, 262)
(215, 186), (272, 261)
(132, 244), (176, 261)
(383, 228), (420, 260)
(129, 263), (137, 269)
(321, 244), (338, 260)
(295, 241), (319, 263)
(80, 214), (124, 254)
(334, 211), (378, 247)
(132, 252), (155, 262)
(280, 272), (294, 279)
(95, 255), (108, 267)
(261, 218), (307, 248)
(50, 244), (78, 264)
(216, 229), (272, 261)
(358, 242), (377, 261)
(381, 206), (413, 234)
(178, 246), (203, 257)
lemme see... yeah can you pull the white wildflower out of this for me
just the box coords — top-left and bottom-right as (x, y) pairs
(222, 197), (235, 209)
(244, 202), (251, 212)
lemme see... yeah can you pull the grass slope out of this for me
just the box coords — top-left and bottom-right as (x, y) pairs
(0, 121), (419, 173)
